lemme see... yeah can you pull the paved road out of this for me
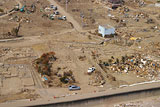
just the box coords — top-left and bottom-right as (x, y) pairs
(1, 81), (160, 107)
(47, 0), (83, 32)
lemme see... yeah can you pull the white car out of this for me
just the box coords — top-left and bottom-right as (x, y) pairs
(87, 67), (95, 73)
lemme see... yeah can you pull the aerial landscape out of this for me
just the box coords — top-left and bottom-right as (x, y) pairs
(0, 0), (160, 106)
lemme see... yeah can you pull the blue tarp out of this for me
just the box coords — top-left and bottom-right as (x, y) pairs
(43, 77), (48, 81)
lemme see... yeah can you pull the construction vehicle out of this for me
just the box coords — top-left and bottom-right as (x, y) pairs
(20, 5), (26, 12)
(58, 16), (66, 21)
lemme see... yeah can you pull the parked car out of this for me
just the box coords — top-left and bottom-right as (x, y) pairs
(50, 5), (57, 10)
(68, 85), (81, 91)
(58, 16), (66, 21)
(54, 11), (59, 15)
(50, 5), (54, 8)
(53, 6), (57, 10)
(87, 67), (95, 74)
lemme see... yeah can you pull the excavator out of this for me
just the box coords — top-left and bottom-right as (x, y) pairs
(20, 5), (26, 12)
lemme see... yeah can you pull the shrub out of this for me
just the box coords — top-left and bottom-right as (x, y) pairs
(33, 52), (56, 76)
(0, 8), (4, 12)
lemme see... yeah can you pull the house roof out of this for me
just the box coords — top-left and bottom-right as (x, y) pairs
(99, 24), (115, 29)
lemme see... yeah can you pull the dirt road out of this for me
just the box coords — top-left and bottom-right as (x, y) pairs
(0, 0), (22, 19)
(47, 0), (82, 32)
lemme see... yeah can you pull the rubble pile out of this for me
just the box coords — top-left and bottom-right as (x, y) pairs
(110, 36), (135, 47)
(147, 42), (160, 56)
(99, 54), (160, 80)
(33, 52), (56, 76)
(125, 0), (145, 7)
(59, 70), (76, 85)
(0, 48), (10, 58)
(78, 56), (87, 61)
(89, 71), (105, 86)
(45, 70), (76, 87)
(132, 11), (149, 22)
(114, 101), (143, 107)
(9, 15), (32, 23)
(33, 52), (76, 87)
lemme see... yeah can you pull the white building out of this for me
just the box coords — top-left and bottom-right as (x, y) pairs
(98, 25), (115, 38)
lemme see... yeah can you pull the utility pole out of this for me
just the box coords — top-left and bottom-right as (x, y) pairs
(66, 0), (68, 11)
(80, 12), (84, 28)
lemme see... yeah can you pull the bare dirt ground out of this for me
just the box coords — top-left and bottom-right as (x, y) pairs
(0, 0), (73, 38)
(0, 0), (160, 105)
(0, 0), (17, 12)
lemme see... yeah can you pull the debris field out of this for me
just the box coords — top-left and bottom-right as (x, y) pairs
(0, 0), (160, 105)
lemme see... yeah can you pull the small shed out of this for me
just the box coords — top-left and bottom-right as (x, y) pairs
(98, 25), (115, 37)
